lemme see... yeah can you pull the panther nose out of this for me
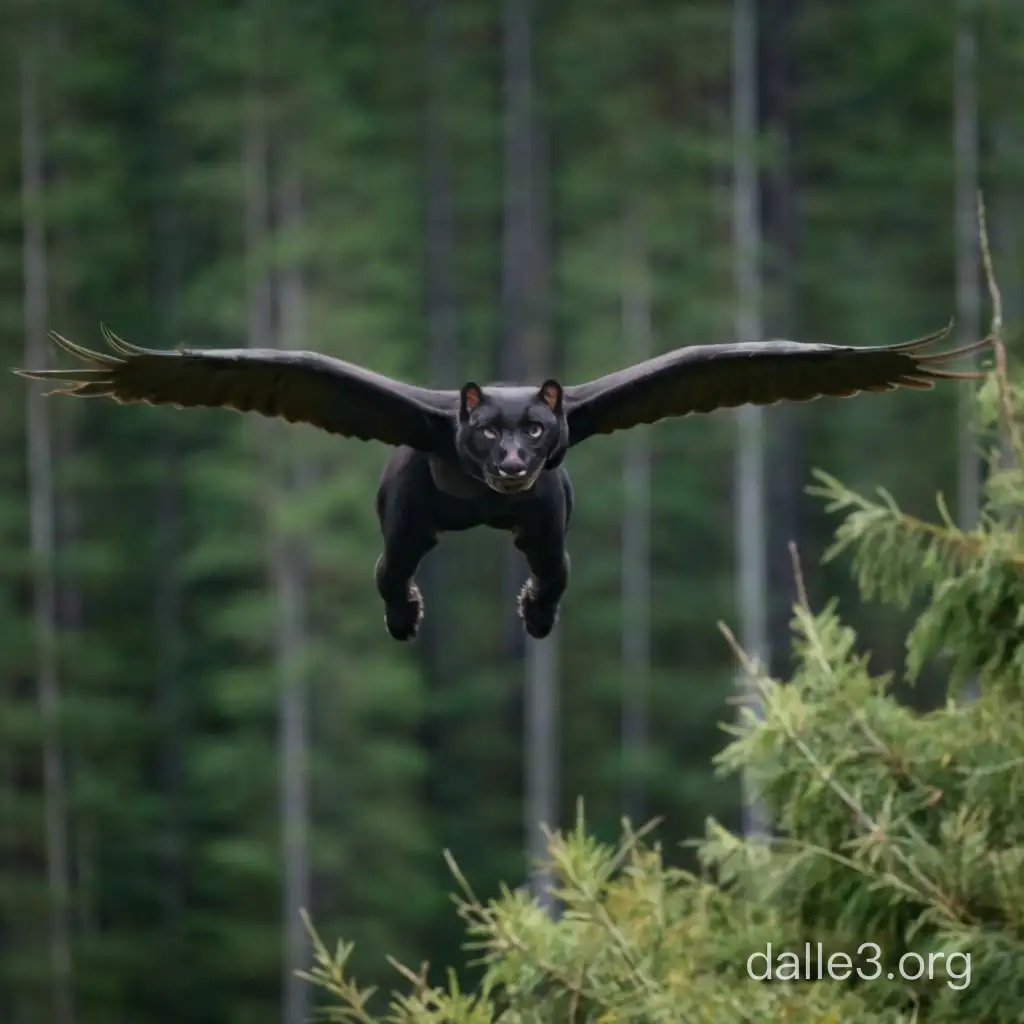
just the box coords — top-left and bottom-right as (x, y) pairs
(497, 453), (528, 478)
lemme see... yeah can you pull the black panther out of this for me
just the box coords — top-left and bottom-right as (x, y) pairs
(16, 323), (989, 640)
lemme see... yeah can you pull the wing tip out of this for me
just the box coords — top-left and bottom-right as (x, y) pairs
(890, 317), (957, 352)
(908, 334), (994, 382)
(886, 319), (995, 379)
(47, 329), (123, 366)
(99, 322), (147, 356)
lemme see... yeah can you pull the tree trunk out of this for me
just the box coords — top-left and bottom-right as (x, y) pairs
(20, 41), (75, 1024)
(954, 0), (980, 527)
(150, 16), (186, 932)
(419, 0), (460, 779)
(423, 0), (459, 394)
(56, 424), (91, 941)
(274, 158), (311, 1024)
(499, 0), (533, 662)
(731, 0), (769, 840)
(758, 0), (801, 689)
(524, 91), (559, 918)
(501, 0), (559, 912)
(620, 206), (652, 826)
(992, 122), (1021, 330)
(243, 91), (311, 1024)
(954, 0), (980, 701)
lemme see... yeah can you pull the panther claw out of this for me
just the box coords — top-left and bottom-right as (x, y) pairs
(518, 578), (558, 639)
(384, 582), (424, 641)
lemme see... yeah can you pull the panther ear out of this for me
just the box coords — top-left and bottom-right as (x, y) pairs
(460, 383), (485, 420)
(537, 379), (563, 413)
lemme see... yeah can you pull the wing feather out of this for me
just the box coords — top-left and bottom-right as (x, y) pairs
(15, 327), (459, 454)
(562, 324), (991, 445)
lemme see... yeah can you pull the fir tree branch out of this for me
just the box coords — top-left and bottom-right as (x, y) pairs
(812, 471), (989, 565)
(720, 611), (979, 931)
(809, 471), (1024, 619)
(296, 908), (379, 1023)
(442, 849), (613, 1018)
(790, 541), (936, 799)
(976, 191), (1023, 464)
(545, 822), (662, 1001)
(788, 540), (810, 610)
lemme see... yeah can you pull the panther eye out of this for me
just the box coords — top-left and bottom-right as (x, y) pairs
(482, 426), (499, 440)
(525, 423), (544, 439)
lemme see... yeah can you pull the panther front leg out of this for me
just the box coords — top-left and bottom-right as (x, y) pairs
(374, 529), (437, 641)
(373, 488), (437, 643)
(374, 450), (442, 642)
(514, 532), (570, 640)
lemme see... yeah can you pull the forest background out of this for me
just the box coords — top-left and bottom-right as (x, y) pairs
(1, 0), (1021, 1022)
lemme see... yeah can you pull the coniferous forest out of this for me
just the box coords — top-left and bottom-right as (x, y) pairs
(2, 1), (1023, 1022)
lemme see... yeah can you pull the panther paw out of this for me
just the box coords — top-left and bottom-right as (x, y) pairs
(517, 578), (559, 639)
(384, 582), (424, 641)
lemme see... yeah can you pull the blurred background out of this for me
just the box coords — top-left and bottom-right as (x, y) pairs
(3, 0), (1022, 1021)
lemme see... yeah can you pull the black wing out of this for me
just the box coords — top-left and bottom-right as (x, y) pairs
(15, 326), (460, 455)
(562, 324), (991, 446)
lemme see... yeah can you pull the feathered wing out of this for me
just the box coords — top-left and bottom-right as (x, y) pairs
(562, 324), (991, 446)
(14, 326), (460, 454)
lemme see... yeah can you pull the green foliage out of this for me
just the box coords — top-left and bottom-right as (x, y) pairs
(304, 365), (1024, 1022)
(302, 818), (900, 1023)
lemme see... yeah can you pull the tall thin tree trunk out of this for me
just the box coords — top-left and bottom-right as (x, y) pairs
(499, 0), (534, 662)
(992, 121), (1021, 330)
(502, 0), (558, 912)
(274, 159), (311, 1024)
(955, 0), (980, 528)
(151, 20), (186, 931)
(524, 633), (558, 913)
(524, 103), (559, 919)
(244, 92), (311, 1024)
(153, 441), (184, 920)
(20, 43), (75, 1024)
(55, 427), (90, 942)
(244, 99), (274, 389)
(954, 0), (980, 701)
(731, 0), (769, 840)
(419, 1), (465, 924)
(420, 0), (459, 706)
(759, 0), (801, 688)
(499, 0), (533, 391)
(620, 207), (652, 826)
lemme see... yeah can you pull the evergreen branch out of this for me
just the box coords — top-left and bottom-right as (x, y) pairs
(544, 822), (663, 1001)
(721, 604), (979, 931)
(792, 542), (936, 797)
(766, 834), (929, 907)
(849, 712), (938, 803)
(771, 684), (975, 927)
(442, 849), (614, 1018)
(788, 540), (810, 610)
(808, 470), (1024, 617)
(789, 725), (878, 834)
(384, 957), (437, 1010)
(965, 755), (1024, 778)
(975, 191), (1024, 466)
(567, 961), (585, 1024)
(976, 193), (1003, 339)
(812, 470), (988, 566)
(296, 908), (379, 1023)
